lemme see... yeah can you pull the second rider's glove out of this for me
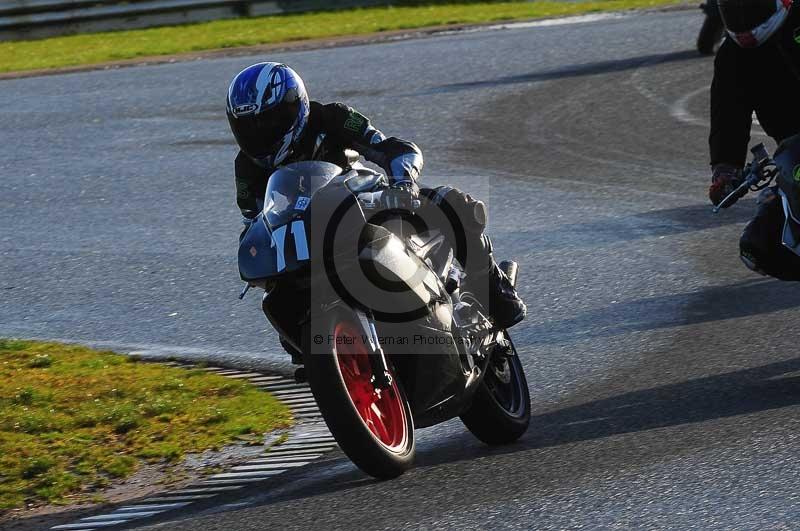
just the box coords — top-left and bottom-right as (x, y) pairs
(382, 180), (420, 212)
(709, 164), (743, 208)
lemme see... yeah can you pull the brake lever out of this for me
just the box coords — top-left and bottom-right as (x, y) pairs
(712, 169), (761, 213)
(238, 283), (251, 300)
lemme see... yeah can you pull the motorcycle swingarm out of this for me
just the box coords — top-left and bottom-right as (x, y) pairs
(462, 330), (514, 395)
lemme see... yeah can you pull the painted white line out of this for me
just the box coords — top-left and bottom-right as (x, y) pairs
(670, 85), (710, 128)
(209, 470), (285, 479)
(53, 522), (124, 529)
(287, 400), (319, 407)
(221, 372), (264, 379)
(117, 503), (190, 511)
(169, 486), (245, 495)
(269, 387), (313, 394)
(232, 462), (310, 471)
(270, 446), (336, 455)
(247, 455), (323, 464)
(271, 440), (327, 450)
(289, 408), (321, 414)
(670, 85), (768, 137)
(289, 432), (331, 440)
(247, 376), (285, 383)
(140, 495), (217, 502)
(259, 383), (308, 391)
(279, 436), (334, 444)
(265, 448), (333, 457)
(280, 394), (317, 401)
(436, 13), (627, 37)
(79, 511), (163, 521)
(198, 477), (274, 486)
(289, 402), (320, 408)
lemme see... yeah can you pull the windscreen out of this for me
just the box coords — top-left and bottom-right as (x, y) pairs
(263, 161), (342, 227)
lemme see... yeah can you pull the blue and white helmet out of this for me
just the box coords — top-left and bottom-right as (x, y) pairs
(226, 63), (310, 168)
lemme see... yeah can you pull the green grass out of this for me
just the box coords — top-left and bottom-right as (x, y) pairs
(0, 0), (686, 74)
(0, 339), (292, 511)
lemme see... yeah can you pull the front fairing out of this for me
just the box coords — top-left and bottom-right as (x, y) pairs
(238, 215), (284, 282)
(238, 161), (343, 282)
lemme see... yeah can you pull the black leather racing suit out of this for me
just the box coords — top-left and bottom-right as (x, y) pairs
(235, 101), (494, 274)
(710, 10), (800, 280)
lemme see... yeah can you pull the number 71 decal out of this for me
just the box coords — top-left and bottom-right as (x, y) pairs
(270, 221), (309, 272)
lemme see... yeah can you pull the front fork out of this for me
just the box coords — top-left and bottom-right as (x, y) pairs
(356, 310), (394, 389)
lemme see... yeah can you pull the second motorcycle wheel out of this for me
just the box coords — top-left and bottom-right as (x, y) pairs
(697, 15), (725, 55)
(305, 310), (415, 479)
(460, 333), (531, 445)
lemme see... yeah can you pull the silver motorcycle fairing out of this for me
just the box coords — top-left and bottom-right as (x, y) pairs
(779, 191), (800, 256)
(773, 134), (800, 257)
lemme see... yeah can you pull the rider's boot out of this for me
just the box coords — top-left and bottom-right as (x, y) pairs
(464, 235), (527, 329)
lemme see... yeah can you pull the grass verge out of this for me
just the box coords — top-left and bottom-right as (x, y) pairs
(0, 0), (687, 74)
(0, 339), (291, 511)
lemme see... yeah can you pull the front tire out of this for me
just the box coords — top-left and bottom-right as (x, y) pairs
(305, 312), (415, 479)
(460, 334), (531, 445)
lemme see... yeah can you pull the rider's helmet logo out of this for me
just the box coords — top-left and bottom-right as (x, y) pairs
(233, 103), (258, 116)
(793, 165), (800, 183)
(794, 27), (800, 44)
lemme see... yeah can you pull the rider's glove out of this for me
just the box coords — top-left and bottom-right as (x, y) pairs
(709, 164), (743, 208)
(382, 180), (420, 212)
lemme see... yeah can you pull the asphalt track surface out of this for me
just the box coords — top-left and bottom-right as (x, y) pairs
(3, 8), (800, 530)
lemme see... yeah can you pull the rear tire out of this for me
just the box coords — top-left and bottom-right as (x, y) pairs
(460, 335), (531, 445)
(305, 311), (415, 479)
(697, 15), (724, 56)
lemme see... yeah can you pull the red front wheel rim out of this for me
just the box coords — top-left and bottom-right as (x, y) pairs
(333, 322), (408, 452)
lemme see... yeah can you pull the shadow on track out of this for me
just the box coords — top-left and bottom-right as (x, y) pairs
(528, 356), (800, 446)
(223, 352), (800, 514)
(530, 201), (757, 251)
(411, 354), (800, 472)
(421, 49), (702, 94)
(526, 278), (800, 345)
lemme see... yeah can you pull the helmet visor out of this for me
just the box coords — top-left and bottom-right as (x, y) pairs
(228, 98), (300, 162)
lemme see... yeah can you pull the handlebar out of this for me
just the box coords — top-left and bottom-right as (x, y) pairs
(712, 143), (778, 213)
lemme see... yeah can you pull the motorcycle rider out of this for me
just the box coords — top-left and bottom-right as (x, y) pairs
(227, 62), (527, 327)
(709, 0), (800, 279)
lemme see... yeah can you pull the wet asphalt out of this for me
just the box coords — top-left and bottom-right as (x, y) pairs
(3, 7), (800, 530)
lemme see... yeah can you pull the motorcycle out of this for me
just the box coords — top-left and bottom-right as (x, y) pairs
(698, 0), (725, 56)
(713, 135), (800, 259)
(238, 158), (531, 479)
